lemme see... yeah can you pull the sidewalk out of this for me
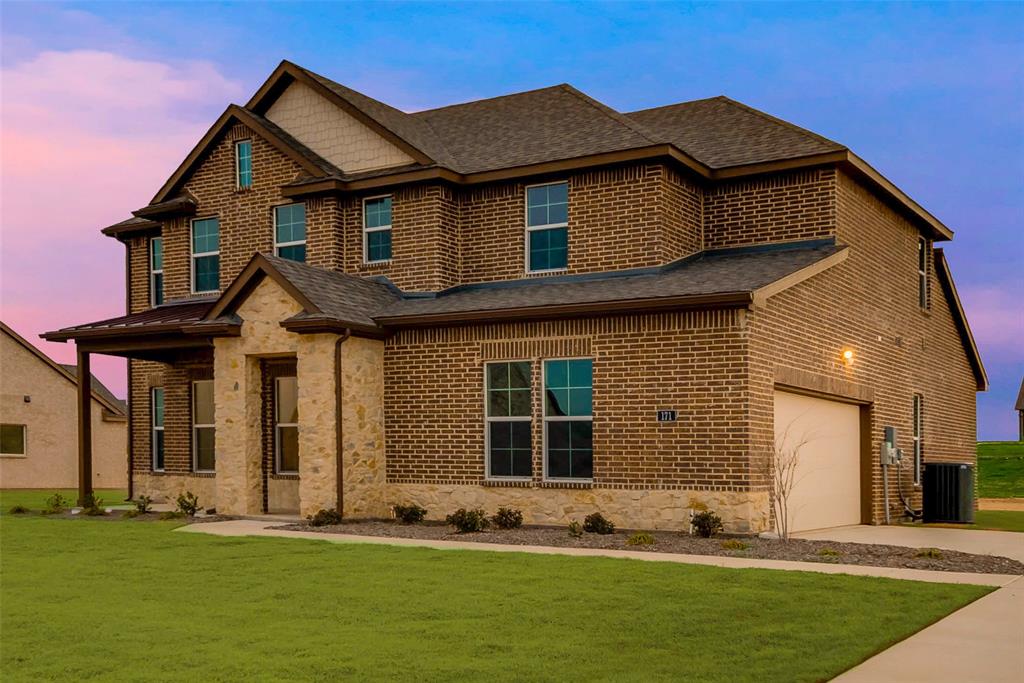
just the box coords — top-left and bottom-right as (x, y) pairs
(795, 524), (1024, 562)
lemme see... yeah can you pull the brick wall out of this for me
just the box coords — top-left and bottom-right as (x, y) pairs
(384, 310), (753, 490)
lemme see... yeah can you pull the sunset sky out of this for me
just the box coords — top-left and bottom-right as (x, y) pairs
(1, 2), (1021, 438)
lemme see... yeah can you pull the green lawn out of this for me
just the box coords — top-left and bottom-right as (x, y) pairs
(920, 510), (1024, 533)
(0, 516), (990, 682)
(1, 489), (128, 513)
(977, 441), (1024, 498)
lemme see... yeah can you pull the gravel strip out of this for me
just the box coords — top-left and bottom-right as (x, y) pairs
(279, 520), (1024, 575)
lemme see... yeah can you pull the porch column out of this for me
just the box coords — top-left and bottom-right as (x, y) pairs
(77, 347), (93, 505)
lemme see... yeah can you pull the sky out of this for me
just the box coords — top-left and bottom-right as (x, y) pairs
(1, 1), (1022, 439)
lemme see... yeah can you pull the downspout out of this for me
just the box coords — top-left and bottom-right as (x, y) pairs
(335, 329), (352, 516)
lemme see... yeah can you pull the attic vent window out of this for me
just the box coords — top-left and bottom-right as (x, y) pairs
(236, 140), (252, 189)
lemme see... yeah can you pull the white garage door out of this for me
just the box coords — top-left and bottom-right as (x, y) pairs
(773, 390), (861, 533)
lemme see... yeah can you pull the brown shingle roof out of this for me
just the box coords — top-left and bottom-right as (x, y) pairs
(626, 96), (845, 169)
(47, 301), (214, 338)
(60, 364), (127, 414)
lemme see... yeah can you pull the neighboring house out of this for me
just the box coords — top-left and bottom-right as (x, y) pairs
(44, 61), (985, 532)
(1017, 378), (1024, 441)
(1, 322), (127, 489)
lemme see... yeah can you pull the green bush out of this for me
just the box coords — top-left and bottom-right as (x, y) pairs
(307, 509), (343, 526)
(817, 547), (842, 558)
(491, 507), (523, 529)
(627, 532), (655, 546)
(134, 495), (153, 513)
(446, 508), (489, 533)
(583, 512), (615, 535)
(393, 504), (427, 524)
(176, 491), (200, 517)
(158, 511), (185, 521)
(567, 519), (583, 538)
(42, 493), (69, 515)
(914, 547), (943, 560)
(81, 493), (106, 516)
(721, 539), (749, 551)
(8, 505), (30, 515)
(123, 509), (140, 519)
(691, 510), (723, 538)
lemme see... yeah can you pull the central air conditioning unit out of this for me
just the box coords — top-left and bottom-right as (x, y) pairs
(922, 462), (975, 524)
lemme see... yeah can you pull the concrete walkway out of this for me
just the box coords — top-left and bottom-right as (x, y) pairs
(795, 524), (1024, 562)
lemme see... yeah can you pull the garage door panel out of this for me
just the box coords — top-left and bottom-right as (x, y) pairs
(774, 390), (861, 533)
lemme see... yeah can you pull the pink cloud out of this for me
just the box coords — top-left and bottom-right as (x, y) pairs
(958, 284), (1024, 365)
(1, 50), (242, 396)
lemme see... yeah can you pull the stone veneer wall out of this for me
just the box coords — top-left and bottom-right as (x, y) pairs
(340, 336), (388, 518)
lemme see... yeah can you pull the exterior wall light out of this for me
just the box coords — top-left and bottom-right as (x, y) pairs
(842, 349), (855, 366)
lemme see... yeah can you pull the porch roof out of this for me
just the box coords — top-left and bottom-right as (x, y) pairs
(43, 300), (215, 341)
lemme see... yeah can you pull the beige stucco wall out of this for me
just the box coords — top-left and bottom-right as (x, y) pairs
(387, 484), (769, 533)
(0, 331), (126, 489)
(266, 81), (414, 173)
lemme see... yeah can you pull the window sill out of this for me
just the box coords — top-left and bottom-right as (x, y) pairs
(525, 268), (567, 277)
(0, 454), (27, 459)
(271, 473), (300, 480)
(482, 478), (533, 488)
(538, 480), (593, 489)
(192, 471), (216, 477)
(363, 260), (392, 267)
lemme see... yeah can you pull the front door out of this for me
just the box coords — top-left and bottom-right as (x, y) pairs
(265, 366), (299, 514)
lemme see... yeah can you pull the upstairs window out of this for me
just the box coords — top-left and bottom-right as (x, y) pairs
(0, 424), (26, 456)
(236, 140), (252, 189)
(191, 218), (220, 294)
(918, 238), (929, 309)
(543, 359), (593, 480)
(363, 196), (392, 263)
(274, 203), (306, 263)
(151, 387), (165, 472)
(526, 182), (568, 273)
(150, 237), (164, 306)
(192, 380), (216, 473)
(485, 361), (533, 479)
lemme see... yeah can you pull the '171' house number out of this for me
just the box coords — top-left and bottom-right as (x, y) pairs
(657, 410), (677, 422)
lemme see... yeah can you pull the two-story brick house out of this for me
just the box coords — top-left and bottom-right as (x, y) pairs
(46, 61), (985, 532)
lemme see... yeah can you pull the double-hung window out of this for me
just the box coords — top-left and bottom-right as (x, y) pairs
(364, 196), (392, 263)
(485, 361), (532, 478)
(918, 238), (928, 310)
(274, 203), (306, 263)
(0, 424), (26, 456)
(912, 394), (923, 486)
(275, 376), (299, 474)
(526, 182), (568, 272)
(543, 359), (593, 480)
(192, 380), (216, 472)
(150, 237), (164, 306)
(236, 140), (252, 189)
(151, 387), (165, 471)
(191, 218), (220, 294)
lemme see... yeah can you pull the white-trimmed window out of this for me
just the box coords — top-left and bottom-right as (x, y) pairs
(275, 376), (299, 474)
(150, 237), (164, 306)
(363, 196), (392, 263)
(0, 424), (26, 456)
(913, 394), (923, 486)
(151, 388), (165, 471)
(526, 182), (568, 273)
(274, 203), (306, 263)
(543, 358), (593, 480)
(918, 238), (928, 310)
(191, 218), (220, 294)
(192, 380), (216, 472)
(485, 361), (532, 479)
(236, 139), (252, 189)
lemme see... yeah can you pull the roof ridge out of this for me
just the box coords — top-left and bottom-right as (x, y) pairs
(625, 95), (728, 115)
(714, 96), (844, 150)
(411, 84), (568, 115)
(557, 84), (659, 144)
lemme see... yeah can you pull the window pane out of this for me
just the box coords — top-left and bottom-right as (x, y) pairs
(237, 141), (252, 188)
(365, 197), (392, 229)
(488, 390), (509, 417)
(151, 238), (163, 270)
(278, 426), (299, 472)
(152, 388), (164, 427)
(511, 449), (532, 477)
(488, 422), (532, 478)
(529, 227), (567, 271)
(490, 449), (512, 477)
(527, 183), (568, 227)
(547, 449), (570, 478)
(546, 420), (593, 479)
(154, 430), (165, 470)
(487, 363), (509, 390)
(152, 273), (164, 305)
(194, 255), (220, 291)
(509, 388), (531, 416)
(511, 421), (531, 449)
(0, 425), (26, 455)
(195, 427), (215, 471)
(193, 380), (215, 424)
(548, 420), (569, 449)
(545, 388), (569, 416)
(568, 359), (592, 388)
(277, 244), (306, 263)
(367, 229), (392, 262)
(277, 377), (298, 424)
(545, 360), (568, 389)
(508, 362), (531, 388)
(192, 218), (219, 254)
(569, 388), (592, 416)
(275, 203), (306, 245)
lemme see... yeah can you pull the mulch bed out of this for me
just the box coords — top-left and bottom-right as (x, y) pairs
(279, 520), (1024, 575)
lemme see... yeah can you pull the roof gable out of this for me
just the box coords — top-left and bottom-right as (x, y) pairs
(934, 249), (988, 391)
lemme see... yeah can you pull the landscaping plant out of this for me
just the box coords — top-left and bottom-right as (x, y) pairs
(81, 493), (106, 516)
(691, 510), (723, 538)
(914, 547), (943, 560)
(626, 532), (655, 546)
(175, 491), (200, 516)
(720, 539), (749, 551)
(307, 509), (343, 527)
(42, 493), (69, 515)
(8, 505), (29, 515)
(491, 507), (523, 529)
(393, 504), (427, 524)
(583, 512), (615, 534)
(446, 508), (489, 533)
(567, 519), (583, 538)
(134, 495), (153, 513)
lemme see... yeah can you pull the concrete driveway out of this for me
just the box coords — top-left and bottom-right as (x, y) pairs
(794, 524), (1024, 562)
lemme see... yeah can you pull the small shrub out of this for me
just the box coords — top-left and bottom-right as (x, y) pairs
(818, 547), (842, 558)
(42, 492), (69, 515)
(393, 504), (427, 524)
(123, 509), (140, 519)
(627, 532), (655, 546)
(8, 505), (30, 515)
(446, 508), (489, 533)
(134, 495), (153, 513)
(158, 511), (185, 521)
(491, 507), (523, 529)
(691, 510), (723, 538)
(583, 512), (615, 535)
(81, 493), (106, 516)
(567, 519), (583, 538)
(915, 547), (943, 560)
(307, 509), (343, 527)
(721, 539), (749, 551)
(176, 491), (200, 517)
